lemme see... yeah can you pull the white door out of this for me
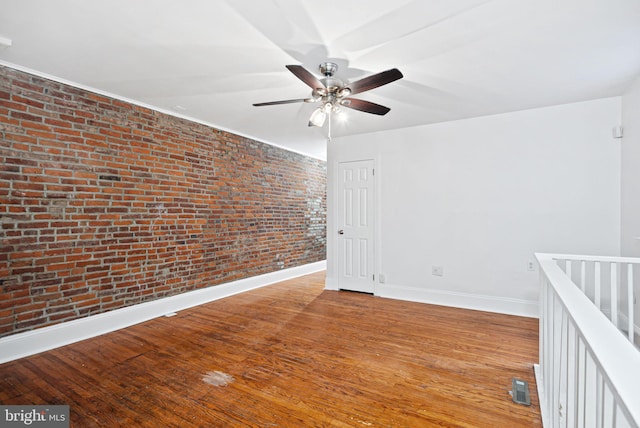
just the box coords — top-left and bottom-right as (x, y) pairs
(337, 160), (375, 293)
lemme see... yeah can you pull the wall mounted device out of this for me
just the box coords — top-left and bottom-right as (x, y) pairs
(612, 126), (624, 139)
(0, 36), (12, 49)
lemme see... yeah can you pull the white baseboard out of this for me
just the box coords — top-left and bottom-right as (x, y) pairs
(0, 261), (326, 364)
(375, 283), (539, 318)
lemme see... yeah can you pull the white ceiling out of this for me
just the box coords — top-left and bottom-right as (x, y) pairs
(1, 0), (639, 160)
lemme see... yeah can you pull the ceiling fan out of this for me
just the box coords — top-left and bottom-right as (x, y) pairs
(253, 62), (403, 128)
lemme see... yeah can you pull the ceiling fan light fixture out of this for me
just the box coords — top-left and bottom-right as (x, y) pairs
(308, 107), (326, 127)
(337, 87), (351, 98)
(333, 106), (346, 121)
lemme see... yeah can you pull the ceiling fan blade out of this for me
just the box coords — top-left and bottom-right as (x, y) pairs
(253, 98), (315, 107)
(346, 68), (403, 96)
(340, 98), (391, 115)
(286, 65), (325, 90)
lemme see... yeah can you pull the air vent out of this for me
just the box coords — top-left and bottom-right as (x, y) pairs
(510, 378), (531, 406)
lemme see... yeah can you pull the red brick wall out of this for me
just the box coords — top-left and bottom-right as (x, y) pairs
(0, 66), (326, 337)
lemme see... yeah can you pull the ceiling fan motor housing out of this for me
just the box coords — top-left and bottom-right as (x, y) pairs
(318, 63), (350, 102)
(319, 62), (338, 77)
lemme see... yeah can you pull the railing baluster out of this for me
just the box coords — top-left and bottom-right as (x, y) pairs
(552, 293), (560, 427)
(547, 279), (553, 425)
(596, 370), (603, 428)
(578, 338), (586, 427)
(628, 264), (634, 344)
(566, 259), (572, 282)
(595, 261), (601, 310)
(565, 321), (579, 427)
(558, 311), (568, 427)
(611, 263), (618, 327)
(584, 352), (597, 426)
(580, 260), (586, 293)
(567, 321), (578, 427)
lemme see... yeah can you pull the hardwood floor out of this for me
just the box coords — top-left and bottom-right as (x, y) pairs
(0, 272), (542, 427)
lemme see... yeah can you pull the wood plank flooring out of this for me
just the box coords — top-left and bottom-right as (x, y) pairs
(0, 272), (542, 427)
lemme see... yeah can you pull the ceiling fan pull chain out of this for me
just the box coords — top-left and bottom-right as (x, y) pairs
(327, 109), (332, 143)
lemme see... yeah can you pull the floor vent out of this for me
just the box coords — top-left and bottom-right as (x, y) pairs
(510, 378), (531, 406)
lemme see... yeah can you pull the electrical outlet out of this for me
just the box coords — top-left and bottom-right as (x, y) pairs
(432, 266), (443, 277)
(379, 274), (386, 284)
(527, 260), (535, 271)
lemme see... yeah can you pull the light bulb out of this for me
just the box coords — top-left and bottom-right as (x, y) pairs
(308, 107), (326, 127)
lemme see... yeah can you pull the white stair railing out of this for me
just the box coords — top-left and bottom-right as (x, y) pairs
(553, 254), (639, 345)
(535, 253), (640, 428)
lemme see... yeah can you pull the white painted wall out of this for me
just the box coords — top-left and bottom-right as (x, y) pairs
(622, 75), (640, 257)
(327, 98), (621, 317)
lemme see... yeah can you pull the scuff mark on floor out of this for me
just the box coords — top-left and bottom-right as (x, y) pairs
(203, 371), (234, 387)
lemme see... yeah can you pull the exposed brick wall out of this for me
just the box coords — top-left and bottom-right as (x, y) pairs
(0, 66), (326, 337)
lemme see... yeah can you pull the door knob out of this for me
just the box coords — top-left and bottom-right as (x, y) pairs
(338, 229), (344, 235)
